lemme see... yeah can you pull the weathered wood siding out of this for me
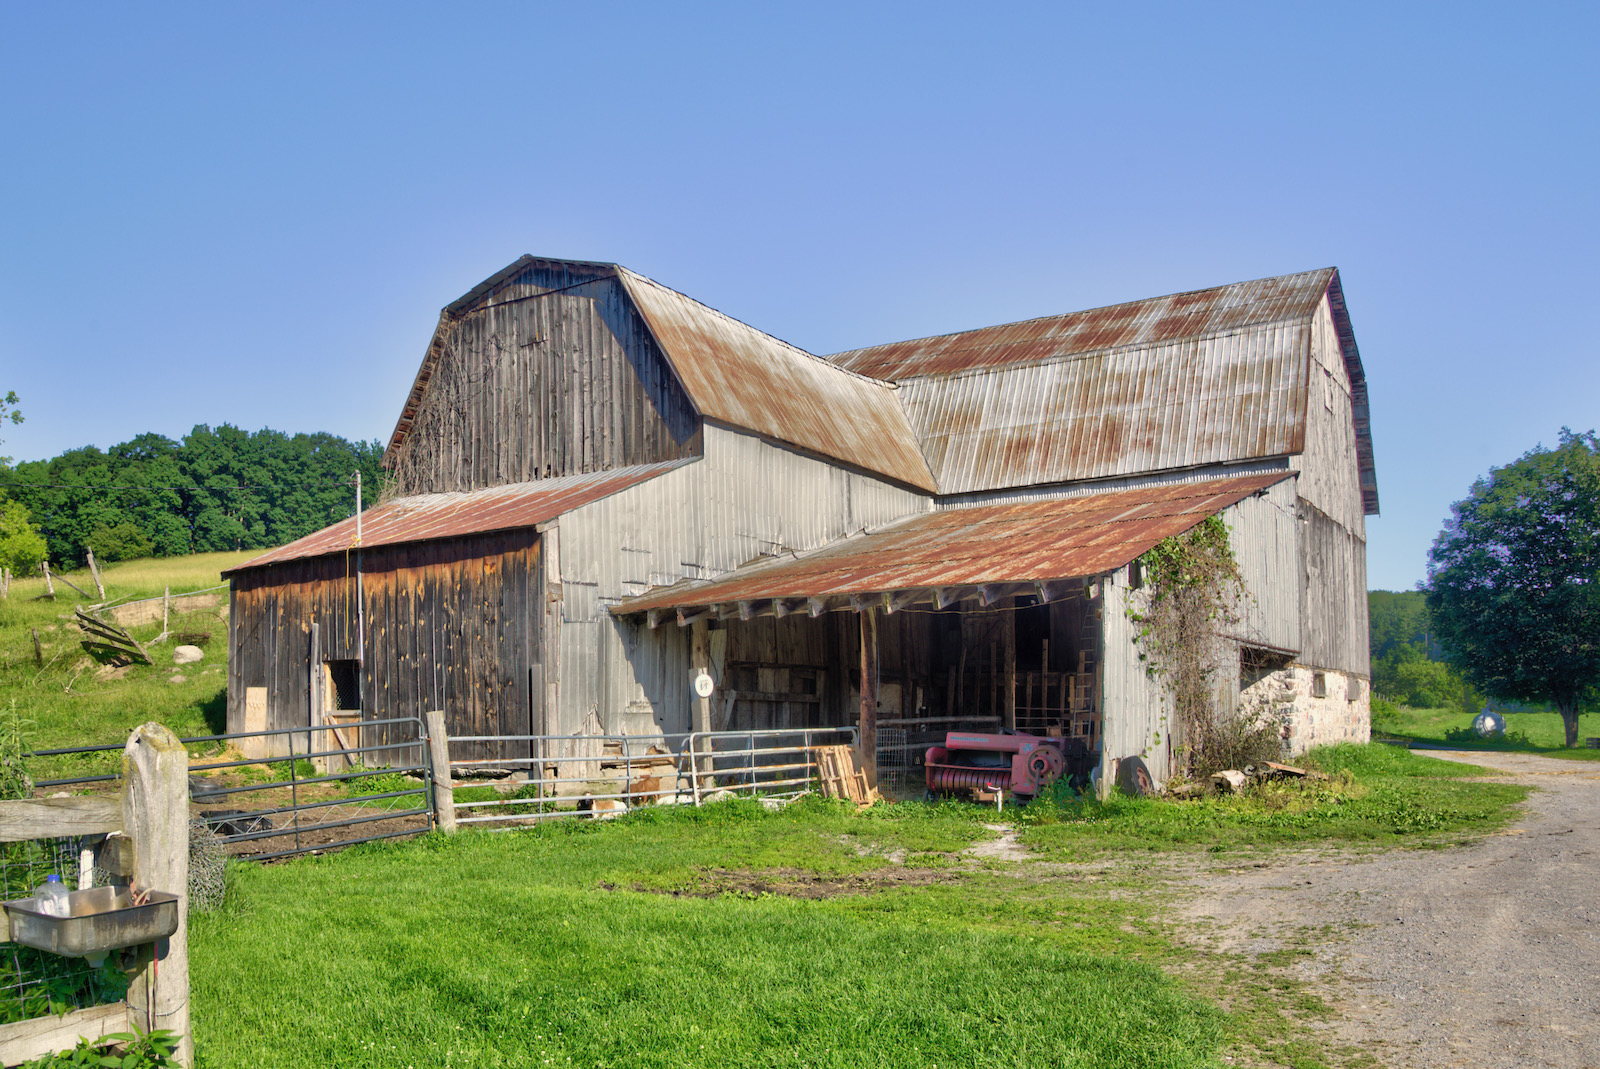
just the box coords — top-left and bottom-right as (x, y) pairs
(1297, 501), (1370, 676)
(227, 531), (541, 760)
(388, 266), (701, 495)
(1289, 295), (1370, 676)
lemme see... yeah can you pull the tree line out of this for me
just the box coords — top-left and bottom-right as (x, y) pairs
(0, 424), (387, 569)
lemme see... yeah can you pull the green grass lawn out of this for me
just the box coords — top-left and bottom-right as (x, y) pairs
(1017, 743), (1528, 859)
(1374, 702), (1600, 761)
(191, 802), (1218, 1069)
(189, 751), (1526, 1069)
(0, 552), (252, 774)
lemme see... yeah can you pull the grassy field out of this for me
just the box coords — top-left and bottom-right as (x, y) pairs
(188, 749), (1526, 1069)
(0, 552), (254, 772)
(1018, 743), (1527, 859)
(1374, 702), (1600, 760)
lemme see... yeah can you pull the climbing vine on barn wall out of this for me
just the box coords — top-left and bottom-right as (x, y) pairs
(1127, 515), (1251, 772)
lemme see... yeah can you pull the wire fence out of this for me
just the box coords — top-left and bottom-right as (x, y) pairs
(0, 837), (127, 1026)
(25, 717), (434, 864)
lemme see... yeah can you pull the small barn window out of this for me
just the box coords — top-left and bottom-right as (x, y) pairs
(1323, 367), (1334, 411)
(1347, 676), (1363, 701)
(1128, 560), (1144, 589)
(325, 660), (361, 712)
(1311, 672), (1327, 698)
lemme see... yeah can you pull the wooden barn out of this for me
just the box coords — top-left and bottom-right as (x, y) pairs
(226, 256), (1377, 786)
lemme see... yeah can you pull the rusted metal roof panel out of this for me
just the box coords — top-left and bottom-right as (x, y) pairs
(830, 268), (1336, 379)
(894, 321), (1311, 494)
(613, 472), (1290, 612)
(226, 460), (694, 573)
(616, 269), (937, 492)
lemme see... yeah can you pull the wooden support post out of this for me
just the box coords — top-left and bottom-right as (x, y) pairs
(31, 628), (42, 668)
(1004, 604), (1016, 732)
(308, 623), (325, 773)
(3, 565), (12, 599)
(423, 710), (456, 834)
(85, 547), (105, 601)
(858, 607), (879, 788)
(122, 723), (191, 1067)
(41, 561), (54, 599)
(690, 619), (712, 777)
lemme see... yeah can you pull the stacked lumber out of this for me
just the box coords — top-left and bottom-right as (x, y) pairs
(813, 745), (879, 806)
(74, 608), (152, 666)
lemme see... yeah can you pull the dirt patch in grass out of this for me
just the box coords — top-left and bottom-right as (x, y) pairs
(608, 866), (960, 900)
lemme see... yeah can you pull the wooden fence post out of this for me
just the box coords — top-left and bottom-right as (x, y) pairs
(423, 710), (456, 834)
(41, 561), (54, 599)
(85, 548), (105, 601)
(122, 723), (192, 1066)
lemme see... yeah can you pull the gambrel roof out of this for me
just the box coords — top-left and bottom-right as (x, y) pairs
(830, 268), (1377, 510)
(386, 256), (936, 492)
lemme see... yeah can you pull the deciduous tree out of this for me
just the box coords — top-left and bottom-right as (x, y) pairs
(1426, 430), (1600, 746)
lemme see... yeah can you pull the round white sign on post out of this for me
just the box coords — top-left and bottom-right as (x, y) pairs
(692, 670), (715, 699)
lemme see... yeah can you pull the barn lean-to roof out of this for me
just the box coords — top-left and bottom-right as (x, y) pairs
(384, 256), (936, 493)
(612, 472), (1292, 616)
(224, 460), (693, 573)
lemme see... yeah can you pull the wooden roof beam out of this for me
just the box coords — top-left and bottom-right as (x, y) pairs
(738, 599), (777, 621)
(849, 592), (889, 614)
(934, 586), (975, 610)
(773, 598), (806, 618)
(807, 596), (834, 618)
(676, 607), (712, 627)
(886, 589), (929, 614)
(1033, 579), (1076, 604)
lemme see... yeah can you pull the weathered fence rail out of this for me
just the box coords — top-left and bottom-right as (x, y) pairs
(433, 719), (858, 830)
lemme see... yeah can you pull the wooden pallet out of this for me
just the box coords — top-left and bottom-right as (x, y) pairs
(813, 745), (879, 806)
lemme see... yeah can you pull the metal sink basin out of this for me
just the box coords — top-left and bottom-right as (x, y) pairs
(3, 887), (179, 958)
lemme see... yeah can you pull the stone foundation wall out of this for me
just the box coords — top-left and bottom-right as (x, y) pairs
(1241, 665), (1370, 755)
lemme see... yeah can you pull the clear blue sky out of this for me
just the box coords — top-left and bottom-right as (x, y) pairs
(2, 2), (1594, 591)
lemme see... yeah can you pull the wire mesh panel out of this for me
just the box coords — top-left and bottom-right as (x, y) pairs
(875, 728), (910, 795)
(0, 838), (126, 1025)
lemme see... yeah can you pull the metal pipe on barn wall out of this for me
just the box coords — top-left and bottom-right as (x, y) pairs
(354, 472), (367, 682)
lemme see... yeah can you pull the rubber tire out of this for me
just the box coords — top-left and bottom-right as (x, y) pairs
(1116, 755), (1156, 797)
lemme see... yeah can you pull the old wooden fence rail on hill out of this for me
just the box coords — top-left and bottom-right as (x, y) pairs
(0, 724), (191, 1068)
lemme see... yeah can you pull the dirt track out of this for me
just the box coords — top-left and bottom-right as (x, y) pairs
(1178, 751), (1600, 1068)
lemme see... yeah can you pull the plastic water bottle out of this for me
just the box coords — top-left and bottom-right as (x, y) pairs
(34, 875), (70, 918)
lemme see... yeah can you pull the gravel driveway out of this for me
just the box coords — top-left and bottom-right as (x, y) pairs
(1179, 750), (1600, 1068)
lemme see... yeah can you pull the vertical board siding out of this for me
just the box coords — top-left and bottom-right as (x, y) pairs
(227, 531), (541, 760)
(1297, 500), (1370, 676)
(1294, 298), (1367, 536)
(558, 424), (932, 735)
(389, 271), (700, 495)
(1226, 478), (1301, 655)
(1099, 570), (1174, 783)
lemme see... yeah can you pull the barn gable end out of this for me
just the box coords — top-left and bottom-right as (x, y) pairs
(385, 257), (702, 495)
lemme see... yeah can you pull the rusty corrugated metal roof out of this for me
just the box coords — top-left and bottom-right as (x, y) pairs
(616, 269), (936, 492)
(226, 460), (693, 574)
(828, 268), (1376, 504)
(896, 321), (1310, 493)
(612, 472), (1290, 613)
(830, 269), (1336, 379)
